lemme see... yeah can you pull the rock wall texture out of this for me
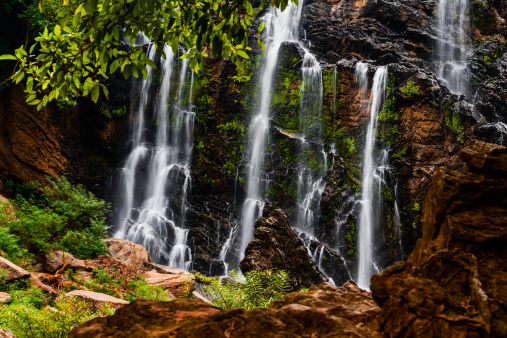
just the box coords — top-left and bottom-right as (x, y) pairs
(0, 82), (129, 197)
(371, 140), (507, 337)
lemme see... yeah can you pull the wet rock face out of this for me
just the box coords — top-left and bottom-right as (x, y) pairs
(370, 140), (507, 338)
(239, 206), (329, 290)
(69, 281), (381, 338)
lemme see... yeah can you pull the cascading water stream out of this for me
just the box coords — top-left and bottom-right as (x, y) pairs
(294, 52), (326, 235)
(114, 42), (195, 270)
(238, 2), (303, 262)
(356, 63), (388, 290)
(435, 0), (471, 97)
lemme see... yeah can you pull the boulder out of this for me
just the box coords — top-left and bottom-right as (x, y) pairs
(61, 290), (129, 310)
(0, 330), (15, 338)
(371, 140), (507, 337)
(0, 256), (30, 281)
(144, 270), (194, 298)
(105, 238), (152, 266)
(0, 292), (11, 303)
(144, 262), (187, 275)
(42, 251), (88, 273)
(239, 207), (328, 290)
(69, 282), (380, 337)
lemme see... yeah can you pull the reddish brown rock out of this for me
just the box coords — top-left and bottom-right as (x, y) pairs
(0, 84), (128, 195)
(42, 250), (89, 273)
(144, 262), (186, 275)
(105, 238), (152, 266)
(0, 329), (15, 338)
(29, 274), (58, 295)
(144, 270), (194, 298)
(0, 292), (11, 303)
(371, 140), (507, 337)
(61, 290), (129, 310)
(69, 282), (380, 337)
(239, 206), (328, 290)
(0, 256), (30, 281)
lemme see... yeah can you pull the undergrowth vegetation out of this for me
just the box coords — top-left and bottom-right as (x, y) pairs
(78, 266), (171, 302)
(0, 176), (109, 265)
(0, 296), (115, 338)
(196, 270), (292, 310)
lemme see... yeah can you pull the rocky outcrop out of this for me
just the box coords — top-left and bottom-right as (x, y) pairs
(239, 206), (328, 290)
(144, 270), (193, 298)
(0, 292), (11, 303)
(69, 281), (380, 338)
(0, 83), (129, 197)
(0, 256), (30, 281)
(0, 330), (15, 338)
(61, 290), (129, 310)
(105, 238), (152, 266)
(42, 250), (90, 273)
(370, 140), (507, 337)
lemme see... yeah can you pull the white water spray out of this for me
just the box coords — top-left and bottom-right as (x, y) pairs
(435, 0), (471, 97)
(239, 2), (303, 260)
(356, 64), (388, 290)
(114, 43), (195, 270)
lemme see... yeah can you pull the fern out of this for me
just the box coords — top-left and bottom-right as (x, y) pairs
(197, 270), (291, 310)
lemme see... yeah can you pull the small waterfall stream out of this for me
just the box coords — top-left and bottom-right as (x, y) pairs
(239, 2), (303, 261)
(355, 63), (388, 290)
(114, 40), (195, 270)
(294, 52), (325, 235)
(435, 0), (471, 97)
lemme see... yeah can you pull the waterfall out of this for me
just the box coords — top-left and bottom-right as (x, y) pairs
(294, 52), (326, 235)
(238, 2), (303, 261)
(114, 42), (195, 270)
(356, 64), (388, 290)
(435, 0), (471, 97)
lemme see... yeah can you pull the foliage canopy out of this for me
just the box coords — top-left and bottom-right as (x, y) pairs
(0, 0), (297, 110)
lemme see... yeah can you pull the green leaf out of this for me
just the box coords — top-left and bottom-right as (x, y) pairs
(145, 59), (157, 69)
(0, 55), (17, 61)
(236, 50), (249, 59)
(109, 59), (120, 74)
(258, 22), (265, 33)
(91, 85), (99, 103)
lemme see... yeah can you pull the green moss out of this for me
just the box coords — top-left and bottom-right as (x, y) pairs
(378, 73), (399, 146)
(100, 106), (127, 119)
(445, 110), (465, 143)
(399, 80), (420, 98)
(391, 147), (407, 160)
(345, 221), (357, 257)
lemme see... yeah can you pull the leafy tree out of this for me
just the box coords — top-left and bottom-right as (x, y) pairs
(0, 0), (296, 110)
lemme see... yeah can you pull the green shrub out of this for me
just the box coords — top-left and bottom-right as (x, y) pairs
(2, 176), (109, 260)
(8, 286), (51, 309)
(0, 297), (115, 338)
(197, 270), (292, 310)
